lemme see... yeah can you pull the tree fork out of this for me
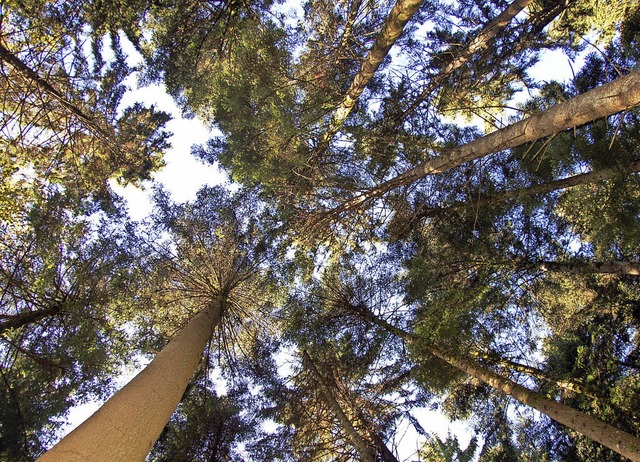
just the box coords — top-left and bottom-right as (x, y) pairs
(37, 299), (223, 462)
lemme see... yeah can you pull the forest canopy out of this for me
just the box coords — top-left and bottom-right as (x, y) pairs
(2, 0), (640, 460)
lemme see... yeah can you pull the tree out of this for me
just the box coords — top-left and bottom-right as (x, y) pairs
(148, 367), (260, 462)
(302, 350), (377, 462)
(393, 0), (537, 124)
(6, 1), (640, 459)
(0, 193), (135, 460)
(356, 305), (640, 461)
(0, 3), (171, 210)
(333, 69), (640, 216)
(37, 299), (222, 462)
(416, 159), (640, 219)
(37, 186), (280, 461)
(317, 0), (423, 149)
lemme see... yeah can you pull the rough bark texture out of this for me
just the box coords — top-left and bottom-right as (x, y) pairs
(340, 70), (640, 212)
(302, 350), (376, 462)
(396, 0), (535, 122)
(320, 0), (423, 146)
(419, 160), (640, 218)
(360, 310), (640, 461)
(37, 300), (222, 462)
(430, 346), (640, 462)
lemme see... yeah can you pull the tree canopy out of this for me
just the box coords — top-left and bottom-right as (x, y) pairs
(3, 0), (640, 460)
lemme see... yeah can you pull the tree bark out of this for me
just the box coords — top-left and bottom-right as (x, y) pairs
(359, 309), (640, 461)
(302, 350), (376, 462)
(419, 160), (640, 218)
(336, 70), (640, 214)
(37, 299), (223, 462)
(470, 349), (594, 397)
(319, 0), (423, 148)
(359, 411), (400, 462)
(336, 0), (364, 63)
(0, 305), (62, 334)
(395, 0), (536, 123)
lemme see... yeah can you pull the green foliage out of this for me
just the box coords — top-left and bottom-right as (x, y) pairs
(148, 375), (258, 462)
(0, 194), (134, 459)
(0, 0), (171, 213)
(419, 432), (478, 462)
(5, 0), (640, 460)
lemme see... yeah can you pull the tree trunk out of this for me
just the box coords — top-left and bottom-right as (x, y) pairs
(419, 160), (640, 218)
(358, 411), (400, 462)
(336, 0), (364, 63)
(319, 0), (423, 148)
(430, 345), (640, 462)
(37, 299), (223, 462)
(359, 309), (640, 462)
(302, 350), (376, 462)
(0, 305), (62, 334)
(395, 0), (536, 123)
(470, 349), (594, 397)
(0, 42), (111, 144)
(336, 70), (640, 214)
(537, 260), (640, 277)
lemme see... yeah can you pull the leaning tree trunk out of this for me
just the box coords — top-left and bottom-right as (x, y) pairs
(358, 309), (640, 461)
(37, 299), (223, 462)
(0, 42), (111, 144)
(395, 0), (535, 123)
(336, 70), (640, 214)
(302, 350), (377, 462)
(470, 349), (594, 398)
(318, 0), (423, 149)
(418, 159), (640, 218)
(355, 409), (400, 462)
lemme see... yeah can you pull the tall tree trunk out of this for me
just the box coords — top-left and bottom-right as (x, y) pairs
(419, 159), (640, 218)
(336, 0), (364, 63)
(336, 70), (640, 214)
(302, 350), (377, 462)
(318, 0), (423, 149)
(357, 309), (640, 462)
(37, 299), (223, 462)
(0, 305), (62, 334)
(395, 0), (536, 123)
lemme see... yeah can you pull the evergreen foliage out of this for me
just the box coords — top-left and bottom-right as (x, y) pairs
(2, 0), (640, 460)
